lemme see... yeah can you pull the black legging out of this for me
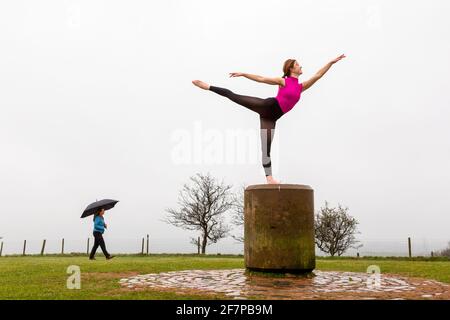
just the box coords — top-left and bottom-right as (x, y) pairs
(90, 231), (110, 258)
(209, 85), (284, 176)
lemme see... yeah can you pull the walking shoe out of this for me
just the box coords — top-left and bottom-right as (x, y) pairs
(106, 255), (115, 260)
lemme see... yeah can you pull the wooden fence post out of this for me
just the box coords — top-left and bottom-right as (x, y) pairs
(41, 239), (46, 256)
(146, 234), (149, 255)
(408, 237), (412, 258)
(198, 236), (200, 255)
(141, 238), (144, 255)
(0, 241), (3, 257)
(61, 238), (65, 255)
(23, 240), (27, 256)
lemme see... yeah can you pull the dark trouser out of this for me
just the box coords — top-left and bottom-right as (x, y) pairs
(90, 231), (110, 258)
(209, 85), (284, 176)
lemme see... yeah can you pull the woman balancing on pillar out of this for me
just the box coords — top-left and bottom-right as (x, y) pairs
(192, 54), (346, 184)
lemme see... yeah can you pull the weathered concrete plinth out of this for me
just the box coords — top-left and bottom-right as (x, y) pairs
(244, 184), (315, 273)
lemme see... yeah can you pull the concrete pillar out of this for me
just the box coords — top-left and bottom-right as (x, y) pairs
(244, 184), (315, 273)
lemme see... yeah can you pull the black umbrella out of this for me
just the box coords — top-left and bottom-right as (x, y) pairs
(81, 199), (119, 218)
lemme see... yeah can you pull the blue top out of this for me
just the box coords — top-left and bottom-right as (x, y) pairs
(93, 215), (105, 234)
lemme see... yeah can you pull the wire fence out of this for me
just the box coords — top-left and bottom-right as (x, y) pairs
(322, 238), (450, 257)
(0, 236), (448, 257)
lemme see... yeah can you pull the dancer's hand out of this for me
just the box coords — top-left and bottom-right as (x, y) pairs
(104, 224), (108, 229)
(330, 54), (346, 64)
(229, 72), (244, 77)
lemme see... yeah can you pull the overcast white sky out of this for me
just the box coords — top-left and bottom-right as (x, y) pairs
(1, 0), (449, 255)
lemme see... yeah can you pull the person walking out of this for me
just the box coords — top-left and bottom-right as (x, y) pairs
(89, 208), (115, 260)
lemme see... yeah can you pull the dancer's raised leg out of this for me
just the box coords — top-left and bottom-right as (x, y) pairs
(208, 86), (268, 114)
(193, 80), (269, 114)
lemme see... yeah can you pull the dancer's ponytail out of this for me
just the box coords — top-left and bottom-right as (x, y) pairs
(282, 59), (296, 78)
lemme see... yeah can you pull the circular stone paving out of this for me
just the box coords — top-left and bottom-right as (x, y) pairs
(119, 269), (450, 300)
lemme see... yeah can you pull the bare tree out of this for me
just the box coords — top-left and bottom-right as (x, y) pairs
(230, 184), (246, 243)
(163, 172), (234, 254)
(315, 201), (361, 257)
(436, 241), (450, 257)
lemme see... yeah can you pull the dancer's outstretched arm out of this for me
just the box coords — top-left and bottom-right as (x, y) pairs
(302, 54), (346, 92)
(229, 72), (283, 86)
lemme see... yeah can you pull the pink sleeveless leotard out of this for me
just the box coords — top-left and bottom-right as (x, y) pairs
(275, 76), (303, 113)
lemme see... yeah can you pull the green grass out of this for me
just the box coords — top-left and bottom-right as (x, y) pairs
(0, 254), (449, 299)
(316, 259), (450, 283)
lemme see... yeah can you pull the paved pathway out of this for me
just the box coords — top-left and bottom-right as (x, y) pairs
(119, 269), (450, 300)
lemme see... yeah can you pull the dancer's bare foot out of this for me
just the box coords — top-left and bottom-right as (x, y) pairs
(192, 80), (210, 90)
(266, 175), (280, 184)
